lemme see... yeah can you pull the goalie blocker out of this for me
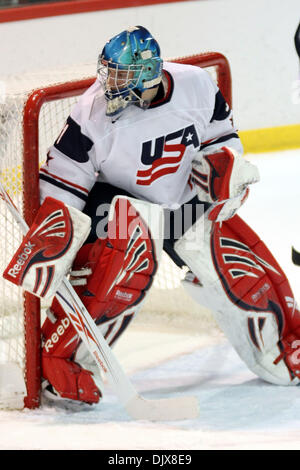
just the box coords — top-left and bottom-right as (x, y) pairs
(3, 197), (91, 298)
(4, 196), (162, 404)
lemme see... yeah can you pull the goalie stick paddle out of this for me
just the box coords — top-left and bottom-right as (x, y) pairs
(292, 246), (300, 266)
(0, 181), (199, 421)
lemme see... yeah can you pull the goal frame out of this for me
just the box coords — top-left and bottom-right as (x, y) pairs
(21, 52), (232, 408)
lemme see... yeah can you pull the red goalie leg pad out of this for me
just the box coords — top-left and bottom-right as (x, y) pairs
(42, 296), (101, 403)
(43, 356), (100, 403)
(71, 197), (158, 323)
(42, 297), (81, 359)
(211, 214), (300, 377)
(42, 197), (158, 400)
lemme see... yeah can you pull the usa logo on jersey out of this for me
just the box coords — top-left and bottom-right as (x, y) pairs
(136, 124), (199, 186)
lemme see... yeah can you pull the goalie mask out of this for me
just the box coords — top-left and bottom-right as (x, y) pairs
(97, 26), (163, 118)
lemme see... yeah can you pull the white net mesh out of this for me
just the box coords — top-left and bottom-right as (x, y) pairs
(1, 95), (26, 408)
(0, 58), (221, 408)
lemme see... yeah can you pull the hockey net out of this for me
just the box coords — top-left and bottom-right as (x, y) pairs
(0, 53), (232, 409)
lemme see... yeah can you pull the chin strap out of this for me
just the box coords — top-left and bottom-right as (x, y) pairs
(106, 93), (135, 117)
(106, 79), (164, 118)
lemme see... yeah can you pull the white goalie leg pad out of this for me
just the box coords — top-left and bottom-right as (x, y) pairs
(175, 215), (299, 385)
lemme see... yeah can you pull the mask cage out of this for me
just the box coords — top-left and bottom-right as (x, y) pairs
(97, 59), (144, 98)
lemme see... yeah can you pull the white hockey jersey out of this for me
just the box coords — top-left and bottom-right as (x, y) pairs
(39, 61), (243, 210)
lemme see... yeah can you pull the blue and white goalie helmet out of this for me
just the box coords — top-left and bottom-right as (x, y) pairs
(97, 26), (163, 117)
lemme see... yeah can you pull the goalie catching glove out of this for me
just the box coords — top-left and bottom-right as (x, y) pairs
(191, 146), (260, 222)
(3, 197), (91, 298)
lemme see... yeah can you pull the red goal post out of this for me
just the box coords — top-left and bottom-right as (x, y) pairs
(18, 52), (232, 408)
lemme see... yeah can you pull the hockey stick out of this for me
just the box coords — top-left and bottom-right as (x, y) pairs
(0, 182), (199, 421)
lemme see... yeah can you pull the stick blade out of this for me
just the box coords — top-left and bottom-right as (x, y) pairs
(126, 395), (199, 421)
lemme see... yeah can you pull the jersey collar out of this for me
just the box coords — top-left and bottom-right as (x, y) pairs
(149, 70), (174, 109)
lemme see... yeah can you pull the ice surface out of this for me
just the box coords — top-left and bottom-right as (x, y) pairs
(1, 149), (300, 450)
